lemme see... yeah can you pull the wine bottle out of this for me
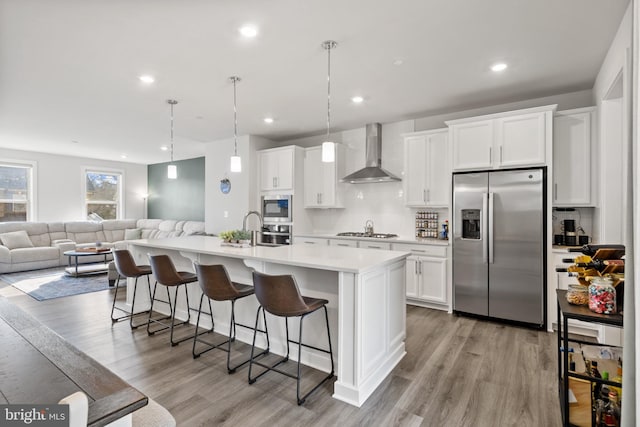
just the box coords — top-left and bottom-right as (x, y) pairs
(568, 244), (625, 256)
(572, 259), (624, 272)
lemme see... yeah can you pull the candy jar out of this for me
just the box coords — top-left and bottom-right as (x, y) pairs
(588, 277), (616, 314)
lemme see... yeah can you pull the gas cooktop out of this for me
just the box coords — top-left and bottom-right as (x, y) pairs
(336, 232), (398, 239)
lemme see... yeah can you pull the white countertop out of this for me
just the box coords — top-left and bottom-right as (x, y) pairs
(294, 233), (449, 246)
(127, 235), (410, 274)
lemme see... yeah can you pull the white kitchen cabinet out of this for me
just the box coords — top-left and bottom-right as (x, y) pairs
(404, 129), (450, 207)
(259, 147), (295, 192)
(553, 107), (596, 206)
(304, 145), (345, 208)
(328, 238), (358, 248)
(449, 120), (494, 171)
(406, 255), (447, 304)
(393, 242), (448, 308)
(447, 105), (555, 172)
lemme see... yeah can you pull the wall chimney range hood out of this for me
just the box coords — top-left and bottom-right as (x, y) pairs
(341, 123), (401, 184)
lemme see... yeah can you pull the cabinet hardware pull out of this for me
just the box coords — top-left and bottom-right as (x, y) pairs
(554, 183), (558, 201)
(426, 189), (430, 202)
(500, 146), (503, 164)
(413, 249), (426, 253)
(415, 262), (418, 275)
(418, 261), (422, 275)
(369, 245), (381, 249)
(489, 146), (492, 163)
(423, 189), (426, 202)
(337, 243), (350, 247)
(304, 241), (315, 244)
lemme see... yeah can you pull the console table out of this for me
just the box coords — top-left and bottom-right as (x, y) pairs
(0, 297), (147, 426)
(556, 289), (623, 427)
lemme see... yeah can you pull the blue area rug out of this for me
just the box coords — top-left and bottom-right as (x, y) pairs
(0, 267), (116, 301)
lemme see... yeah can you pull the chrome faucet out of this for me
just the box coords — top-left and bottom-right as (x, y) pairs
(242, 210), (263, 232)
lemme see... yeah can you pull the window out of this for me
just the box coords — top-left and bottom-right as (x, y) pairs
(85, 170), (122, 220)
(0, 162), (34, 221)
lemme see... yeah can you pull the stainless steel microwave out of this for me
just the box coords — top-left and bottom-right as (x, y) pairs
(261, 195), (292, 223)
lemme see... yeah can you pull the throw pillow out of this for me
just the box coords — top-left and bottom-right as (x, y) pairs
(124, 228), (142, 240)
(0, 230), (34, 249)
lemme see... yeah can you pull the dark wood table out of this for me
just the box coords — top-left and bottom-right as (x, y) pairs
(0, 297), (147, 426)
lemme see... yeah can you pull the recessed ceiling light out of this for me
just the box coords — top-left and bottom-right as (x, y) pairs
(120, 154), (127, 159)
(351, 96), (364, 104)
(160, 146), (169, 151)
(491, 63), (508, 72)
(139, 75), (155, 84)
(239, 25), (258, 38)
(71, 140), (79, 144)
(393, 59), (404, 66)
(264, 117), (274, 124)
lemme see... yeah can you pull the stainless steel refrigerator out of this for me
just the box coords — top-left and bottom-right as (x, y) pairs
(452, 168), (546, 327)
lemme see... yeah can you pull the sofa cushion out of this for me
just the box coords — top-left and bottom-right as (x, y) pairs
(183, 221), (205, 236)
(48, 223), (67, 242)
(0, 230), (34, 250)
(101, 219), (138, 242)
(124, 228), (142, 240)
(11, 246), (59, 263)
(0, 222), (51, 247)
(65, 221), (106, 244)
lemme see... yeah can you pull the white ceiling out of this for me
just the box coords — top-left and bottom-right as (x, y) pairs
(0, 0), (630, 165)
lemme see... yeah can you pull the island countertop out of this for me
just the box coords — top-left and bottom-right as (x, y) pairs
(128, 235), (410, 274)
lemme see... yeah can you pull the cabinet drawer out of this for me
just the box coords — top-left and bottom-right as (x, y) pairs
(328, 239), (358, 248)
(359, 241), (391, 250)
(392, 243), (447, 257)
(295, 237), (328, 245)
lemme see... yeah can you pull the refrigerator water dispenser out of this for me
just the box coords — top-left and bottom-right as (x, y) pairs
(461, 209), (481, 239)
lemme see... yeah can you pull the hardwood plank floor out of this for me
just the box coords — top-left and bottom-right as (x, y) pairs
(0, 280), (562, 427)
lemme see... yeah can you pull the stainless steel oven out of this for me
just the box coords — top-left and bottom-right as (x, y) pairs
(261, 195), (292, 223)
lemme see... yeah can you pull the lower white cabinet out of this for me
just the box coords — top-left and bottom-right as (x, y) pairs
(406, 255), (447, 304)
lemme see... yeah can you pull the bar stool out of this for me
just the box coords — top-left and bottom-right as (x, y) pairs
(147, 254), (201, 346)
(248, 271), (335, 405)
(192, 262), (269, 373)
(111, 249), (152, 329)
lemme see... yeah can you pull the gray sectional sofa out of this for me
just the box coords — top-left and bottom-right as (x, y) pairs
(0, 219), (206, 274)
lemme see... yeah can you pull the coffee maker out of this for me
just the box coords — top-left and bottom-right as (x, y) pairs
(562, 219), (576, 246)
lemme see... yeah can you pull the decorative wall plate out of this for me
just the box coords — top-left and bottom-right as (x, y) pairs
(220, 178), (231, 194)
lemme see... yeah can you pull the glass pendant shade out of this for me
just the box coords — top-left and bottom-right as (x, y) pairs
(167, 164), (177, 179)
(230, 155), (242, 173)
(322, 141), (335, 162)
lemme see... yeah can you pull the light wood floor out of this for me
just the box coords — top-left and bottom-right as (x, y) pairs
(0, 281), (562, 427)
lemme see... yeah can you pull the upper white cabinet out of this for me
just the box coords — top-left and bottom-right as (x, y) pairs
(304, 145), (345, 208)
(403, 129), (450, 207)
(447, 105), (556, 172)
(259, 146), (297, 192)
(553, 107), (596, 206)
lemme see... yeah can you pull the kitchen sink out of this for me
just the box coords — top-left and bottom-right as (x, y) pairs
(336, 232), (398, 239)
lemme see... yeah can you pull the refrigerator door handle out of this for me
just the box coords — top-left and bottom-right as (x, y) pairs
(488, 192), (495, 264)
(482, 192), (488, 264)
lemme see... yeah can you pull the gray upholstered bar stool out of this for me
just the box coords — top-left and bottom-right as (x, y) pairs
(111, 249), (153, 329)
(248, 271), (335, 405)
(147, 254), (202, 346)
(192, 262), (269, 373)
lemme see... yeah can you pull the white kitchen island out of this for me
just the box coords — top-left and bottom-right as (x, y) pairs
(125, 235), (409, 407)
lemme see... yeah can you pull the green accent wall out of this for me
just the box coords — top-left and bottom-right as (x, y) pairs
(148, 157), (205, 220)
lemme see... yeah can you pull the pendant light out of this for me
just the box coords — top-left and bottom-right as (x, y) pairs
(167, 99), (178, 179)
(321, 40), (337, 163)
(229, 76), (242, 173)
